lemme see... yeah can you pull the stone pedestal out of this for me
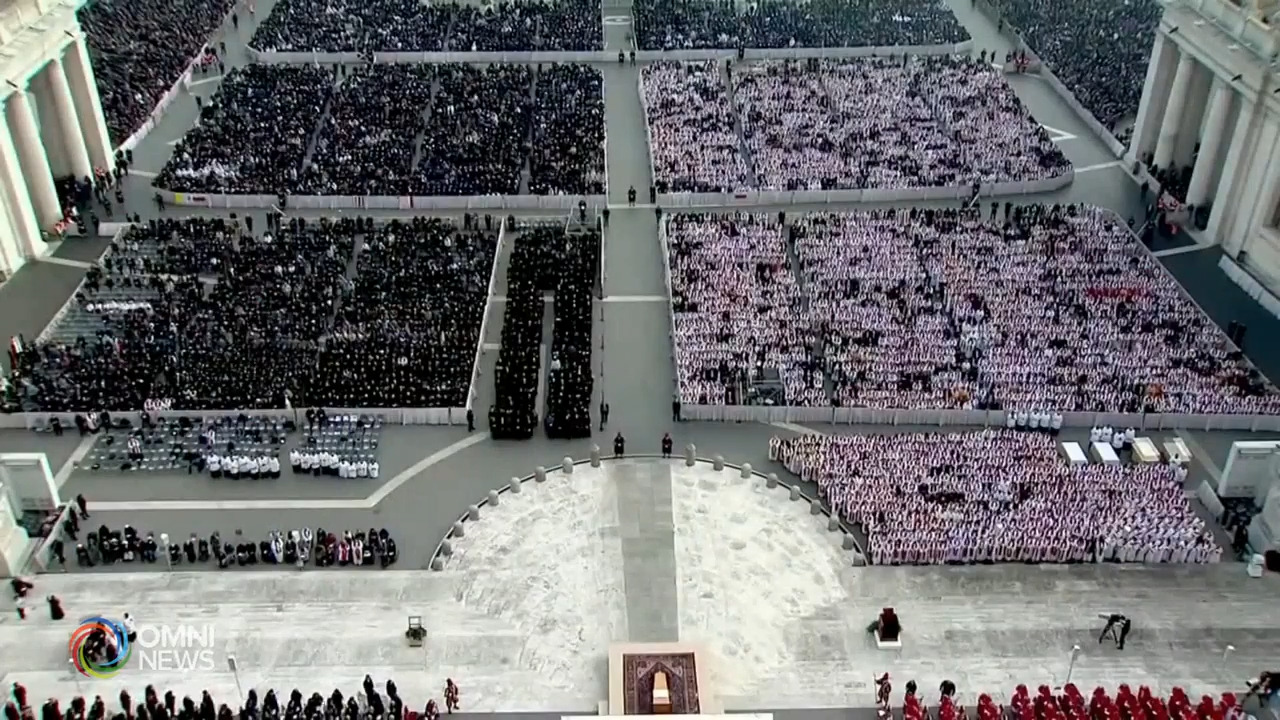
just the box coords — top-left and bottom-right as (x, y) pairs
(487, 489), (500, 506)
(430, 557), (444, 571)
(454, 519), (468, 537)
(439, 539), (453, 556)
(789, 486), (801, 501)
(685, 444), (696, 466)
(740, 463), (752, 478)
(767, 473), (778, 488)
(563, 457), (574, 474)
(509, 477), (522, 494)
(591, 446), (601, 467)
(713, 455), (724, 471)
(535, 467), (547, 482)
(827, 516), (840, 531)
(467, 505), (479, 521)
(842, 534), (856, 550)
(810, 500), (822, 515)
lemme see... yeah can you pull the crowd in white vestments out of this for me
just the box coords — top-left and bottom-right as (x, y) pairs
(667, 213), (823, 406)
(772, 431), (1222, 565)
(633, 0), (967, 50)
(643, 61), (753, 194)
(668, 204), (1280, 415)
(644, 58), (1069, 195)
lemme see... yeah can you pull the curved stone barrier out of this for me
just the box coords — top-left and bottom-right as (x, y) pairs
(429, 453), (866, 569)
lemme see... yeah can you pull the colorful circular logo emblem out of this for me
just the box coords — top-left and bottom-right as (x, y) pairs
(69, 617), (132, 678)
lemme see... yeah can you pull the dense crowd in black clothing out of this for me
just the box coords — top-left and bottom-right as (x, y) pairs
(157, 65), (335, 194)
(490, 228), (550, 439)
(419, 65), (533, 196)
(544, 229), (599, 439)
(298, 66), (436, 196)
(251, 0), (601, 52)
(159, 63), (604, 197)
(991, 0), (1160, 133)
(314, 217), (495, 408)
(7, 216), (493, 412)
(79, 0), (235, 145)
(71, 522), (399, 569)
(4, 677), (432, 720)
(634, 0), (968, 50)
(529, 66), (606, 196)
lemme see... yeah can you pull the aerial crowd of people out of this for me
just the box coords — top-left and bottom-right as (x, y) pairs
(668, 205), (1280, 414)
(644, 58), (1070, 194)
(772, 430), (1222, 565)
(78, 0), (235, 145)
(632, 0), (968, 50)
(157, 64), (604, 197)
(251, 0), (601, 52)
(6, 216), (494, 412)
(991, 0), (1160, 141)
(490, 225), (598, 439)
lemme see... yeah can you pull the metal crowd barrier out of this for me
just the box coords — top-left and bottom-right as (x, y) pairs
(2, 407), (466, 430)
(679, 405), (1280, 432)
(656, 171), (1074, 208)
(244, 42), (974, 65)
(157, 190), (607, 211)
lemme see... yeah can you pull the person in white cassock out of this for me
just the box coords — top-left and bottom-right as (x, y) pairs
(370, 461), (380, 478)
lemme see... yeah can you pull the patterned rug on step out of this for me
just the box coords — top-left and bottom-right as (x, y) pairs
(621, 653), (700, 714)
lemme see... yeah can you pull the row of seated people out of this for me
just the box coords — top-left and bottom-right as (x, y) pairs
(158, 63), (604, 197)
(6, 676), (458, 720)
(6, 217), (491, 412)
(772, 431), (1222, 565)
(642, 57), (1069, 194)
(633, 0), (967, 50)
(490, 227), (558, 439)
(72, 524), (399, 569)
(544, 229), (600, 439)
(667, 205), (1279, 414)
(252, 0), (600, 52)
(879, 682), (1255, 720)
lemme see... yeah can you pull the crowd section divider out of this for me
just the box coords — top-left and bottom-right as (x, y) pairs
(1218, 254), (1280, 321)
(244, 41), (974, 65)
(3, 407), (466, 430)
(971, 0), (1128, 159)
(467, 221), (508, 413)
(680, 404), (1280, 432)
(656, 170), (1074, 208)
(658, 218), (678, 389)
(157, 190), (607, 211)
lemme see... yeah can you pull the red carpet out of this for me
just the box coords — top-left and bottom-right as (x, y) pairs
(621, 653), (700, 715)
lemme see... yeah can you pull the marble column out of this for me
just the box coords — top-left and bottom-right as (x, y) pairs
(0, 190), (18, 276)
(47, 57), (92, 180)
(1128, 33), (1173, 163)
(7, 90), (62, 227)
(1186, 78), (1233, 207)
(0, 113), (45, 258)
(1153, 53), (1195, 170)
(64, 36), (115, 173)
(1207, 97), (1257, 246)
